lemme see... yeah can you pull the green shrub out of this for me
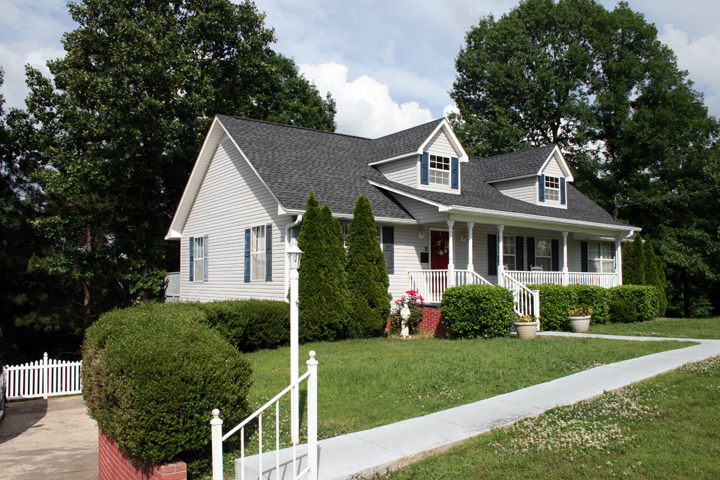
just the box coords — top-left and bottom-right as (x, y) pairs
(440, 285), (514, 338)
(566, 285), (610, 324)
(609, 299), (638, 323)
(197, 299), (290, 352)
(528, 284), (577, 331)
(609, 285), (659, 322)
(82, 302), (252, 467)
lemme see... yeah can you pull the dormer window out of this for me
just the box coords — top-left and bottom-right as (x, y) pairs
(429, 155), (451, 185)
(544, 176), (560, 202)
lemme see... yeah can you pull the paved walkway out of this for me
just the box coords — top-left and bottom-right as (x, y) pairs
(0, 395), (98, 480)
(238, 334), (720, 480)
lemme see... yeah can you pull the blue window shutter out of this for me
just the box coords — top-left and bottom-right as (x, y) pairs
(420, 152), (429, 185)
(516, 236), (524, 271)
(265, 224), (272, 281)
(581, 241), (589, 272)
(527, 237), (535, 270)
(203, 235), (208, 282)
(488, 234), (497, 276)
(451, 157), (459, 189)
(560, 177), (566, 205)
(383, 226), (394, 274)
(539, 175), (545, 202)
(244, 228), (251, 283)
(551, 239), (560, 271)
(188, 237), (194, 282)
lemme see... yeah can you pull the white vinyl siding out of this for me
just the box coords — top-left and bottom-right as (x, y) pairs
(426, 129), (458, 158)
(492, 177), (537, 203)
(181, 135), (289, 302)
(543, 156), (564, 178)
(377, 156), (418, 187)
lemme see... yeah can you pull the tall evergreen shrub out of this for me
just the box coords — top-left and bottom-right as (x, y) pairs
(346, 195), (390, 338)
(643, 236), (668, 316)
(622, 235), (645, 285)
(297, 192), (348, 341)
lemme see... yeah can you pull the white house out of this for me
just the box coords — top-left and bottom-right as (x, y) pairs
(165, 115), (639, 320)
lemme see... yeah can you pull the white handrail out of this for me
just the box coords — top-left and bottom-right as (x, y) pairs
(504, 270), (618, 288)
(408, 269), (492, 304)
(503, 274), (541, 330)
(212, 352), (318, 480)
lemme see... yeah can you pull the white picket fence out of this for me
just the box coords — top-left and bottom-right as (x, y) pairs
(4, 353), (83, 400)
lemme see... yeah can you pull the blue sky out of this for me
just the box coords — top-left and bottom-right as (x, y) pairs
(2, 0), (720, 137)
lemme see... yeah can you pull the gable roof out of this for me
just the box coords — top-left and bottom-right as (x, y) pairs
(477, 145), (562, 182)
(167, 116), (637, 239)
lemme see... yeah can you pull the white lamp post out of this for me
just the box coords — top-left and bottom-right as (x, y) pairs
(287, 242), (303, 445)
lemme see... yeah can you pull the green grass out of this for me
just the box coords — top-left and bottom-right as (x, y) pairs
(591, 316), (720, 340)
(380, 354), (720, 479)
(225, 336), (688, 455)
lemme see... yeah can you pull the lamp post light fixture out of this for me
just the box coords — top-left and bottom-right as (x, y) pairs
(287, 242), (303, 445)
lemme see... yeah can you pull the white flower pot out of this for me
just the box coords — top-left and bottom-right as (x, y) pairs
(514, 321), (538, 340)
(569, 316), (591, 333)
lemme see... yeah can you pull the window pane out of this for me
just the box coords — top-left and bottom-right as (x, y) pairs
(536, 238), (551, 257)
(251, 226), (265, 280)
(536, 257), (552, 271)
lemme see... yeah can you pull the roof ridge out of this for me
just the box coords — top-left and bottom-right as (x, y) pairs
(215, 114), (374, 141)
(470, 144), (556, 162)
(370, 118), (445, 142)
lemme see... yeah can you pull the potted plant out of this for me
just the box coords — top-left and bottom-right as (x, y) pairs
(568, 306), (594, 333)
(514, 314), (538, 340)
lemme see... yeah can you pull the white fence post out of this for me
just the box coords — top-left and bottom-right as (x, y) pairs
(211, 409), (224, 480)
(42, 352), (48, 400)
(532, 290), (541, 331)
(307, 351), (318, 480)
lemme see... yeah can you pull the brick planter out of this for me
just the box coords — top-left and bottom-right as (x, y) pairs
(99, 429), (187, 480)
(385, 305), (450, 337)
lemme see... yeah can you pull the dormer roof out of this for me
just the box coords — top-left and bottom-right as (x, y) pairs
(477, 145), (573, 182)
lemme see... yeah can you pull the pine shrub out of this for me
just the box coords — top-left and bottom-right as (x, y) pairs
(642, 236), (668, 316)
(82, 302), (252, 467)
(346, 195), (390, 338)
(622, 235), (646, 285)
(440, 285), (514, 338)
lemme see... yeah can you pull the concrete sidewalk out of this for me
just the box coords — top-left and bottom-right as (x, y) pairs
(238, 334), (720, 480)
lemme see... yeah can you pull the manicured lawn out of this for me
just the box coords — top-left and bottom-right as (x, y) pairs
(591, 315), (720, 340)
(381, 354), (720, 479)
(225, 336), (688, 458)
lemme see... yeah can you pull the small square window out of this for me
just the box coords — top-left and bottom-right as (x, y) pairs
(545, 176), (560, 202)
(429, 155), (450, 185)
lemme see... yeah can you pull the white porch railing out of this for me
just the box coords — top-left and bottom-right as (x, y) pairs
(502, 274), (540, 329)
(504, 270), (618, 288)
(4, 353), (83, 400)
(408, 269), (492, 304)
(211, 352), (318, 480)
(165, 272), (180, 302)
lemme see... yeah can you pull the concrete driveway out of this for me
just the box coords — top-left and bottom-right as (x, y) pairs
(0, 395), (98, 480)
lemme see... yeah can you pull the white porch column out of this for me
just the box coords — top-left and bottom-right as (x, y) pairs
(447, 220), (455, 287)
(466, 222), (475, 272)
(497, 225), (505, 287)
(615, 235), (623, 286)
(562, 231), (569, 286)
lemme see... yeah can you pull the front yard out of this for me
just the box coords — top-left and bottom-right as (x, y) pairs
(590, 315), (720, 340)
(231, 336), (688, 455)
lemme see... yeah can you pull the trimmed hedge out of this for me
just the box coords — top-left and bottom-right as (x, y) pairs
(197, 299), (290, 352)
(528, 284), (576, 331)
(82, 302), (252, 466)
(440, 285), (514, 338)
(609, 299), (638, 323)
(609, 285), (659, 322)
(566, 285), (610, 324)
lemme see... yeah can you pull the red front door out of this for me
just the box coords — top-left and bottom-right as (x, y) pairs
(430, 230), (449, 270)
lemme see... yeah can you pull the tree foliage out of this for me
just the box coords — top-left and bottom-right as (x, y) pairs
(346, 195), (390, 338)
(643, 236), (668, 317)
(297, 193), (348, 341)
(622, 235), (645, 286)
(4, 0), (336, 340)
(452, 0), (720, 316)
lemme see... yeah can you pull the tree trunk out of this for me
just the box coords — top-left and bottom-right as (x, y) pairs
(83, 226), (93, 327)
(683, 269), (690, 318)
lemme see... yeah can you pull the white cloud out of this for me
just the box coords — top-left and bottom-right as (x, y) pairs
(443, 103), (460, 117)
(0, 43), (65, 109)
(659, 24), (720, 117)
(300, 62), (435, 138)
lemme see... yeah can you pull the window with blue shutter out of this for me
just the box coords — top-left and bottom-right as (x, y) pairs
(244, 228), (251, 283)
(188, 237), (194, 281)
(382, 226), (394, 274)
(516, 236), (524, 271)
(488, 234), (497, 276)
(451, 157), (459, 189)
(551, 239), (560, 271)
(527, 237), (535, 270)
(265, 224), (272, 281)
(560, 177), (566, 205)
(420, 152), (429, 185)
(203, 235), (208, 281)
(581, 242), (589, 272)
(539, 175), (545, 202)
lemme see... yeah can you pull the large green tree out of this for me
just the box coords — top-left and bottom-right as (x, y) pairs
(13, 0), (336, 334)
(346, 195), (390, 338)
(452, 0), (720, 316)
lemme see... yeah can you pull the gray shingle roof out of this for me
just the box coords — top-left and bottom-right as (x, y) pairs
(476, 145), (557, 182)
(216, 115), (631, 229)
